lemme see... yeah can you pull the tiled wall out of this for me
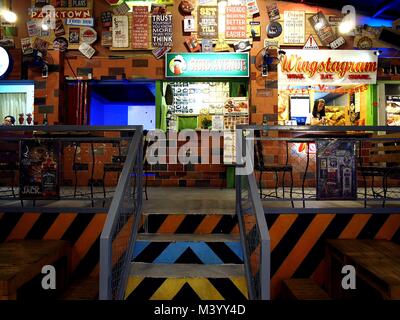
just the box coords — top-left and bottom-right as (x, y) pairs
(29, 51), (62, 125)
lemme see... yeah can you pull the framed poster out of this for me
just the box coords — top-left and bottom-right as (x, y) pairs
(316, 140), (357, 200)
(225, 5), (247, 39)
(132, 6), (149, 49)
(152, 13), (173, 47)
(19, 140), (60, 200)
(112, 15), (129, 48)
(308, 11), (336, 46)
(198, 6), (218, 39)
(284, 11), (305, 44)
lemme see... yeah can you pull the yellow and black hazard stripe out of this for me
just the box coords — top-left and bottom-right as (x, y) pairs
(125, 277), (248, 301)
(0, 211), (107, 278)
(254, 213), (400, 299)
(140, 214), (239, 234)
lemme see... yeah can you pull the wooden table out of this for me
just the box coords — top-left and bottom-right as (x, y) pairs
(0, 240), (70, 300)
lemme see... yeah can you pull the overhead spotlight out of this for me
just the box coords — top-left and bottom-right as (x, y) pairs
(339, 6), (356, 34)
(1, 9), (17, 23)
(374, 50), (383, 56)
(278, 50), (286, 56)
(339, 20), (355, 34)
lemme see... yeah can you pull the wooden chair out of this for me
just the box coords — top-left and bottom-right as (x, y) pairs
(358, 133), (400, 207)
(0, 145), (19, 199)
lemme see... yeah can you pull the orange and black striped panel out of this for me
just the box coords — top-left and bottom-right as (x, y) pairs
(140, 214), (239, 234)
(262, 213), (400, 299)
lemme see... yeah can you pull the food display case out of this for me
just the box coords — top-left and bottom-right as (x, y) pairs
(324, 106), (348, 126)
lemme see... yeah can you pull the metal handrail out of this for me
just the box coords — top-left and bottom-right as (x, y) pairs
(99, 126), (143, 300)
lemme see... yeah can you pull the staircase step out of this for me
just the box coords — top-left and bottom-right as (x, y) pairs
(282, 279), (331, 300)
(130, 262), (245, 278)
(140, 214), (239, 234)
(137, 233), (240, 242)
(144, 187), (235, 215)
(133, 237), (243, 264)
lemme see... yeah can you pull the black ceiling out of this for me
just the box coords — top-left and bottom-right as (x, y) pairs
(282, 0), (400, 21)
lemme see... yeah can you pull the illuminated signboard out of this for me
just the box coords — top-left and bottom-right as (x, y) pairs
(278, 50), (378, 85)
(0, 47), (13, 80)
(166, 53), (249, 78)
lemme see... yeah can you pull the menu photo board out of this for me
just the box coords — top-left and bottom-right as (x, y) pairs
(225, 5), (247, 40)
(198, 6), (218, 39)
(132, 6), (149, 49)
(19, 140), (60, 200)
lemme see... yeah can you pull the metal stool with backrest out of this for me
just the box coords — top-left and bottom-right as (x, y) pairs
(254, 128), (294, 207)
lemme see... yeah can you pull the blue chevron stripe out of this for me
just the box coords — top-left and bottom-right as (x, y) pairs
(152, 242), (224, 264)
(224, 242), (244, 260)
(133, 241), (151, 258)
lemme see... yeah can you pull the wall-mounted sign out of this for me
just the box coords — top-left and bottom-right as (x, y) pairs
(284, 11), (305, 44)
(184, 15), (195, 32)
(308, 11), (336, 46)
(31, 9), (91, 19)
(0, 47), (13, 80)
(113, 15), (129, 48)
(112, 2), (130, 15)
(225, 5), (247, 39)
(19, 140), (60, 200)
(26, 19), (40, 37)
(278, 50), (378, 85)
(267, 21), (282, 38)
(80, 27), (97, 44)
(267, 2), (280, 21)
(303, 34), (319, 49)
(101, 11), (112, 28)
(72, 0), (88, 7)
(152, 14), (173, 47)
(21, 38), (34, 55)
(246, 0), (259, 16)
(198, 6), (218, 38)
(316, 140), (357, 200)
(66, 18), (94, 27)
(132, 6), (149, 49)
(166, 52), (249, 78)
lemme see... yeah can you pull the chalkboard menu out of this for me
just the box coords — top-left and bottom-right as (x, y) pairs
(19, 140), (60, 200)
(198, 6), (218, 39)
(152, 14), (173, 47)
(132, 6), (149, 49)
